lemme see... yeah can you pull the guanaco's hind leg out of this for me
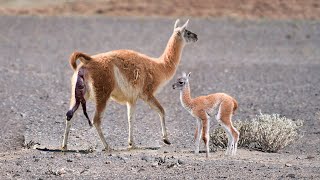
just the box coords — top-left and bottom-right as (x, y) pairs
(92, 97), (110, 151)
(144, 96), (171, 145)
(217, 101), (239, 156)
(62, 119), (72, 151)
(202, 116), (210, 158)
(231, 125), (239, 155)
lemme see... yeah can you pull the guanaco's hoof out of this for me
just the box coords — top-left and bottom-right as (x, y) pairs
(61, 146), (67, 151)
(102, 147), (112, 153)
(128, 143), (137, 150)
(163, 139), (171, 145)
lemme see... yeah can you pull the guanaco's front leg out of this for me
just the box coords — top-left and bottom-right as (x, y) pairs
(127, 101), (137, 149)
(145, 95), (171, 145)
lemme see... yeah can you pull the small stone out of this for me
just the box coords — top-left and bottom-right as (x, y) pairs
(75, 154), (81, 158)
(296, 156), (302, 160)
(177, 159), (184, 165)
(58, 168), (66, 175)
(67, 159), (73, 162)
(286, 174), (295, 178)
(141, 156), (150, 162)
(285, 163), (292, 167)
(166, 163), (175, 168)
(151, 162), (159, 168)
(306, 155), (315, 159)
(105, 161), (111, 164)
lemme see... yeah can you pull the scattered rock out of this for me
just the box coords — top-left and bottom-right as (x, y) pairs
(141, 156), (150, 162)
(216, 176), (227, 179)
(296, 156), (302, 160)
(67, 159), (73, 162)
(285, 163), (292, 167)
(285, 34), (292, 39)
(177, 159), (184, 165)
(151, 162), (159, 168)
(117, 155), (126, 163)
(105, 161), (111, 164)
(155, 156), (166, 164)
(57, 168), (66, 175)
(137, 168), (145, 173)
(306, 155), (315, 159)
(286, 174), (296, 178)
(166, 163), (175, 168)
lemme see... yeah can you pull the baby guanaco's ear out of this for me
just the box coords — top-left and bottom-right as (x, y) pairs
(187, 72), (191, 78)
(182, 72), (187, 77)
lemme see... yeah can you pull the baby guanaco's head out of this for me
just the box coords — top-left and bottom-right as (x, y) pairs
(172, 72), (191, 90)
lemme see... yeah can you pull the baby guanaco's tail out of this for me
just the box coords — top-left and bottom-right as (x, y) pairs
(232, 98), (238, 115)
(69, 52), (92, 71)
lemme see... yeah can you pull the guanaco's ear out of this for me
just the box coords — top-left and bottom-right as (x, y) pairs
(181, 19), (189, 31)
(174, 19), (180, 29)
(187, 72), (191, 78)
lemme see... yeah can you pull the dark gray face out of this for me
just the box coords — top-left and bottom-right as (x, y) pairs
(172, 76), (188, 90)
(183, 29), (198, 43)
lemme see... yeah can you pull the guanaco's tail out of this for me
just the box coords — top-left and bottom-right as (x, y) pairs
(69, 51), (92, 71)
(232, 98), (238, 114)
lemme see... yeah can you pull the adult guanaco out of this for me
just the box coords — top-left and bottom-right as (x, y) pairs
(62, 19), (198, 151)
(172, 72), (239, 157)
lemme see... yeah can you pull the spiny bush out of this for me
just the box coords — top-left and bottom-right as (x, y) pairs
(210, 113), (303, 153)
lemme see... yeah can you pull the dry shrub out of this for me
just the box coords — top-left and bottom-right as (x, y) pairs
(210, 113), (303, 153)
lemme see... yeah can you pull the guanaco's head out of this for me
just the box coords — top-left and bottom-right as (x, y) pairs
(173, 19), (198, 43)
(172, 72), (191, 90)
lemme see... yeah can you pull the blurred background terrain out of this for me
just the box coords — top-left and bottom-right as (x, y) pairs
(0, 0), (320, 19)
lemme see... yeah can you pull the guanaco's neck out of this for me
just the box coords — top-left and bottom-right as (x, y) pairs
(160, 33), (184, 77)
(180, 82), (193, 111)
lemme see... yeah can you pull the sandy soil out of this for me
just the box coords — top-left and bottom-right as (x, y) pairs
(0, 0), (320, 19)
(0, 16), (319, 179)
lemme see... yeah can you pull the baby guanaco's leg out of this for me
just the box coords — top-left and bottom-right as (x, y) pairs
(201, 115), (210, 158)
(194, 118), (202, 155)
(218, 101), (239, 155)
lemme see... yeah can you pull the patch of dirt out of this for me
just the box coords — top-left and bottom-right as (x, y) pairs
(0, 0), (320, 19)
(1, 15), (319, 179)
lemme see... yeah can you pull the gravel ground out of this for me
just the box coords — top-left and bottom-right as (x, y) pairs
(0, 16), (319, 179)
